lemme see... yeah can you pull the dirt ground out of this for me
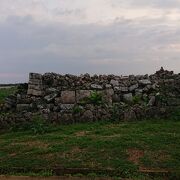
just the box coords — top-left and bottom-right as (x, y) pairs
(0, 176), (117, 180)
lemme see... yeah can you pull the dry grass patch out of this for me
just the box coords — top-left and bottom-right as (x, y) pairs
(12, 141), (49, 149)
(74, 131), (90, 137)
(127, 148), (144, 165)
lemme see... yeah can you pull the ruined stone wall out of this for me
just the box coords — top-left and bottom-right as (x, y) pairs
(1, 68), (180, 128)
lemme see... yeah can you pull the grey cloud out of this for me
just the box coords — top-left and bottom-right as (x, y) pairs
(111, 0), (180, 9)
(0, 15), (180, 83)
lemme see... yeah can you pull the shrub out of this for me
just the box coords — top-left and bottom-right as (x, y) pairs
(11, 115), (49, 134)
(30, 115), (49, 134)
(72, 105), (83, 114)
(88, 91), (102, 105)
(132, 95), (142, 105)
(0, 87), (17, 104)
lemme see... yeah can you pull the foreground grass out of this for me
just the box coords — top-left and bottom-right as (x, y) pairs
(0, 119), (179, 178)
(0, 87), (17, 104)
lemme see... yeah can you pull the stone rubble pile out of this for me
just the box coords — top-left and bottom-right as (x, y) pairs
(1, 67), (180, 127)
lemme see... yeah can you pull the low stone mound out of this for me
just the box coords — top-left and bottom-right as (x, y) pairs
(1, 67), (180, 128)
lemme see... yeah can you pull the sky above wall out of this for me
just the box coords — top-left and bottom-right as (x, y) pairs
(0, 0), (180, 83)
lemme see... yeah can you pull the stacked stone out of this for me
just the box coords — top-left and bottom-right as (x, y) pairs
(2, 68), (180, 126)
(27, 73), (44, 96)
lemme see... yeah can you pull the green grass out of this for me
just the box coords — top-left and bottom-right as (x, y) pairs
(0, 87), (17, 104)
(0, 119), (179, 178)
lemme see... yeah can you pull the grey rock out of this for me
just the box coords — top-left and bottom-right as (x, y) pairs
(60, 104), (74, 111)
(61, 113), (73, 124)
(135, 89), (143, 96)
(27, 89), (44, 96)
(55, 97), (62, 105)
(143, 85), (152, 92)
(112, 94), (121, 102)
(104, 88), (114, 96)
(105, 84), (112, 88)
(5, 95), (16, 106)
(44, 93), (58, 102)
(114, 86), (128, 92)
(90, 84), (103, 90)
(37, 104), (46, 110)
(123, 93), (133, 102)
(41, 108), (50, 114)
(29, 79), (43, 85)
(167, 98), (180, 106)
(129, 84), (138, 92)
(47, 104), (54, 111)
(5, 95), (17, 108)
(119, 86), (128, 92)
(28, 84), (44, 90)
(139, 79), (151, 85)
(102, 89), (114, 104)
(82, 110), (94, 122)
(124, 109), (136, 121)
(135, 89), (143, 93)
(148, 96), (156, 106)
(29, 72), (42, 80)
(46, 88), (58, 94)
(16, 104), (31, 111)
(110, 79), (119, 87)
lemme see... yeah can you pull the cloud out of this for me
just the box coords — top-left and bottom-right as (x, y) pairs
(0, 1), (180, 83)
(110, 0), (180, 9)
(1, 0), (180, 24)
(0, 14), (180, 83)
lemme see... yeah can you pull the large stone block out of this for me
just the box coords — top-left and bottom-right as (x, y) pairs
(29, 73), (42, 80)
(76, 90), (91, 103)
(27, 72), (44, 96)
(28, 84), (44, 90)
(27, 89), (44, 96)
(61, 91), (76, 104)
(29, 79), (43, 85)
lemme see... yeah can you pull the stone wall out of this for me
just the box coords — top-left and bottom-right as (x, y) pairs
(1, 67), (180, 128)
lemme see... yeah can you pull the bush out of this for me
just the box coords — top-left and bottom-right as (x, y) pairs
(11, 115), (49, 134)
(72, 105), (83, 114)
(0, 87), (17, 104)
(132, 95), (142, 105)
(88, 91), (103, 105)
(30, 115), (49, 134)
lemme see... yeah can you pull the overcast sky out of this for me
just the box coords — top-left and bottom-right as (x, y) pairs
(1, 0), (180, 83)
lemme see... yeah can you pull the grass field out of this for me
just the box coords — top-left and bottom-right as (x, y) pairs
(0, 119), (179, 179)
(0, 87), (180, 179)
(0, 87), (17, 104)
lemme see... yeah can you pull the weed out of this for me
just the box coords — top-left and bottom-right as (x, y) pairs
(88, 91), (103, 105)
(5, 170), (54, 177)
(132, 95), (142, 105)
(74, 173), (84, 177)
(0, 87), (17, 104)
(72, 105), (83, 114)
(30, 115), (49, 134)
(87, 172), (98, 178)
